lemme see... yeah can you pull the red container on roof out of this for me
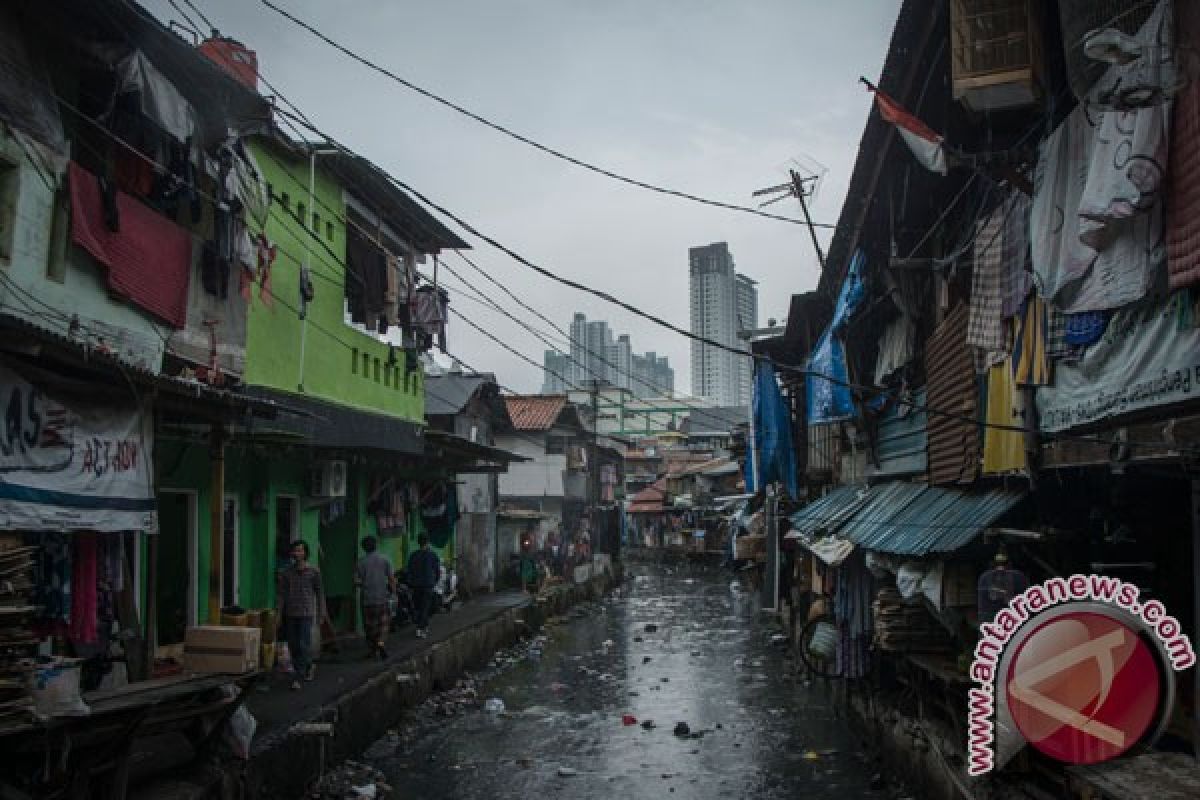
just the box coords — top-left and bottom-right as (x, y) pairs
(198, 36), (258, 90)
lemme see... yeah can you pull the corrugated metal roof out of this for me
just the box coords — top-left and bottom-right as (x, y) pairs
(868, 388), (928, 478)
(842, 484), (1024, 556)
(504, 394), (568, 431)
(926, 305), (979, 485)
(789, 480), (1025, 557)
(788, 485), (871, 540)
(838, 481), (927, 544)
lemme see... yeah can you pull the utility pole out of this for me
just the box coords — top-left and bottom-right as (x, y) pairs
(753, 162), (827, 273)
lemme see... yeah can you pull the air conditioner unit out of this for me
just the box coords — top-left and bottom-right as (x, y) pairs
(310, 460), (347, 498)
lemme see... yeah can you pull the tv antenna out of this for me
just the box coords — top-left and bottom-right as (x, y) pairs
(753, 158), (827, 272)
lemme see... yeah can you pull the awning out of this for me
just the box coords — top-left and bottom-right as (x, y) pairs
(787, 485), (872, 541)
(424, 429), (527, 473)
(243, 387), (423, 456)
(786, 482), (1024, 557)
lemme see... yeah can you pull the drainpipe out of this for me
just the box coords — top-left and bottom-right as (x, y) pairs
(208, 423), (226, 624)
(298, 146), (339, 392)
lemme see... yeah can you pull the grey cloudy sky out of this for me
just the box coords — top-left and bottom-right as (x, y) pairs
(147, 0), (901, 394)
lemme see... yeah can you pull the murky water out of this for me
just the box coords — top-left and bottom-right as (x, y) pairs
(366, 562), (883, 799)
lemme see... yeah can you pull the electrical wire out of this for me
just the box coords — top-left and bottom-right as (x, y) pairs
(40, 22), (1194, 455)
(248, 0), (830, 229)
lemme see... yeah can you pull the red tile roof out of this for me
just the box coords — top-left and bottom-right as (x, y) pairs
(504, 394), (569, 431)
(628, 479), (668, 514)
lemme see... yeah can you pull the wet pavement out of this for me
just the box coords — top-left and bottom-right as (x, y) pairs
(360, 562), (886, 799)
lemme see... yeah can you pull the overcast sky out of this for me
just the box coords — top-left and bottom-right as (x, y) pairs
(147, 0), (901, 395)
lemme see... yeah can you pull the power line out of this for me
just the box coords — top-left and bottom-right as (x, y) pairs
(45, 21), (1188, 456)
(253, 0), (831, 229)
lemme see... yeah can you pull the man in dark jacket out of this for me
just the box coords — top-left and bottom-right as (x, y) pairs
(406, 534), (440, 638)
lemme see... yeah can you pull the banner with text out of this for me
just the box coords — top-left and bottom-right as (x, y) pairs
(1037, 291), (1200, 433)
(0, 363), (157, 532)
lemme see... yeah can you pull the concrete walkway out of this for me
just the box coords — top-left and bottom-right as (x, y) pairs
(248, 590), (531, 742)
(130, 573), (618, 799)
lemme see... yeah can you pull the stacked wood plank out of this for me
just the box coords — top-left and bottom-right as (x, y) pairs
(872, 587), (953, 653)
(0, 536), (40, 727)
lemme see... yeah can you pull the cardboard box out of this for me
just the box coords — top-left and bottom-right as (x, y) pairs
(184, 625), (261, 674)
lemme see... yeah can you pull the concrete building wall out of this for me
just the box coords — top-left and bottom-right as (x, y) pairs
(495, 433), (566, 498)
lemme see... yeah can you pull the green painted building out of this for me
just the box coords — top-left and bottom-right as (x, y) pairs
(152, 128), (472, 642)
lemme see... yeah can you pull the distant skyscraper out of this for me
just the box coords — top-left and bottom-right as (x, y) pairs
(689, 242), (756, 406)
(543, 313), (672, 398)
(542, 350), (569, 393)
(734, 273), (759, 407)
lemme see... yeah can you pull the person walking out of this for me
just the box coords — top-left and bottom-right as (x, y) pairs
(355, 536), (395, 660)
(278, 540), (323, 691)
(406, 534), (440, 639)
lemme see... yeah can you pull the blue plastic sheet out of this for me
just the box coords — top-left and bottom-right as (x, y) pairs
(745, 361), (799, 498)
(808, 249), (867, 423)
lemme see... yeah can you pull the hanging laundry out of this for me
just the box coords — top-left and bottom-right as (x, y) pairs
(69, 162), (191, 327)
(1000, 192), (1033, 318)
(1063, 310), (1111, 346)
(257, 234), (277, 307)
(874, 314), (915, 386)
(412, 285), (448, 351)
(1031, 94), (1168, 312)
(967, 202), (1009, 367)
(1012, 295), (1051, 387)
(299, 261), (315, 318)
(69, 533), (99, 646)
(35, 532), (71, 623)
(113, 51), (196, 144)
(983, 358), (1026, 474)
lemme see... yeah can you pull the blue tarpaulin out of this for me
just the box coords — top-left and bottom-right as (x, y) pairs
(808, 249), (867, 423)
(745, 361), (799, 498)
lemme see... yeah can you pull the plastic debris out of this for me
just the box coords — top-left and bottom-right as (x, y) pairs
(557, 767), (578, 777)
(673, 722), (691, 737)
(622, 714), (638, 726)
(484, 697), (506, 713)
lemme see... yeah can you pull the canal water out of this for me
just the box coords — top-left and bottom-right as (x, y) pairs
(365, 562), (885, 799)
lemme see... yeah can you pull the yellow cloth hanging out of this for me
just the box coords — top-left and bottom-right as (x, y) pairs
(983, 358), (1026, 474)
(1013, 294), (1050, 386)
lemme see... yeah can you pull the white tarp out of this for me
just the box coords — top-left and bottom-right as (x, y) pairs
(0, 364), (157, 532)
(1037, 290), (1200, 432)
(1031, 3), (1171, 314)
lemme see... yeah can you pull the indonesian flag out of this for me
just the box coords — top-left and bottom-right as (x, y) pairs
(869, 84), (948, 175)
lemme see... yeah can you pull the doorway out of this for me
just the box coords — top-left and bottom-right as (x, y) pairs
(156, 490), (197, 646)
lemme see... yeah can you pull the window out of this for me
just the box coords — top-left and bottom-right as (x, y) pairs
(280, 191), (290, 210)
(351, 348), (359, 374)
(0, 156), (19, 264)
(312, 211), (320, 231)
(326, 221), (334, 240)
(296, 202), (306, 225)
